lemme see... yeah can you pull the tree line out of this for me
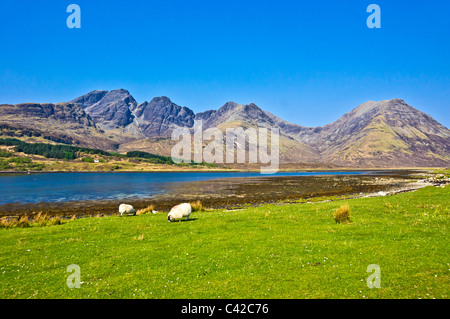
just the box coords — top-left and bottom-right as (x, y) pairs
(125, 151), (174, 165)
(0, 138), (110, 160)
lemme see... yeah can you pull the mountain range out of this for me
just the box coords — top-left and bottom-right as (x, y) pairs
(0, 89), (449, 167)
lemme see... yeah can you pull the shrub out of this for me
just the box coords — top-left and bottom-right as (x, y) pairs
(27, 163), (45, 171)
(0, 150), (13, 157)
(190, 200), (204, 212)
(8, 157), (32, 164)
(81, 157), (94, 163)
(333, 204), (351, 224)
(0, 159), (13, 170)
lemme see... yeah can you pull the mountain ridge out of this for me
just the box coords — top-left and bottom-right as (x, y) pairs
(1, 89), (449, 167)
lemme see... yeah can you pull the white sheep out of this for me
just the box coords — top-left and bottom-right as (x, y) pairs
(168, 203), (192, 222)
(119, 203), (136, 216)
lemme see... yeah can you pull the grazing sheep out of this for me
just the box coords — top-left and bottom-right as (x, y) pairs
(119, 203), (136, 216)
(168, 203), (191, 222)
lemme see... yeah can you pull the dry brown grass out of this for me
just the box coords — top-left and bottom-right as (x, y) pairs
(0, 217), (15, 228)
(0, 212), (65, 228)
(333, 204), (351, 224)
(190, 200), (204, 212)
(0, 216), (30, 228)
(17, 216), (30, 227)
(49, 216), (63, 225)
(136, 204), (156, 215)
(33, 213), (64, 226)
(33, 212), (50, 226)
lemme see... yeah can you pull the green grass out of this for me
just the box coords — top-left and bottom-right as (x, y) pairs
(0, 186), (448, 299)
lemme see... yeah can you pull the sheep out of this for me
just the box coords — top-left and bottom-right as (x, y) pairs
(168, 203), (192, 222)
(119, 203), (136, 216)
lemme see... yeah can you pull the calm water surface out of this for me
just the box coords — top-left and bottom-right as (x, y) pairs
(0, 171), (366, 205)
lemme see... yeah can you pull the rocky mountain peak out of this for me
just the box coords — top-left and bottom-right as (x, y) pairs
(150, 96), (173, 105)
(219, 101), (240, 111)
(81, 89), (137, 129)
(69, 90), (109, 109)
(132, 96), (195, 137)
(386, 98), (408, 106)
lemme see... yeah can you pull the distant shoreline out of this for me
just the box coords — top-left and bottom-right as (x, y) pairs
(0, 167), (436, 174)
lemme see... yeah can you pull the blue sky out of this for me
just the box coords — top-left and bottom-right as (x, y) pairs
(0, 0), (449, 127)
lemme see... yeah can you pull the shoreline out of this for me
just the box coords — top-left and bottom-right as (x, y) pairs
(0, 169), (437, 218)
(0, 167), (434, 174)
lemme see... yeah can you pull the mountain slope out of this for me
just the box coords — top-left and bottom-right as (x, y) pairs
(196, 101), (321, 163)
(69, 90), (109, 109)
(253, 99), (449, 167)
(303, 99), (449, 167)
(0, 102), (118, 149)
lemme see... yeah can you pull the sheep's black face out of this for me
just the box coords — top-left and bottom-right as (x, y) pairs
(168, 215), (173, 222)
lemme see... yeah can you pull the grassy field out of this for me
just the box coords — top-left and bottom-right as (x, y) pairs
(0, 185), (448, 299)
